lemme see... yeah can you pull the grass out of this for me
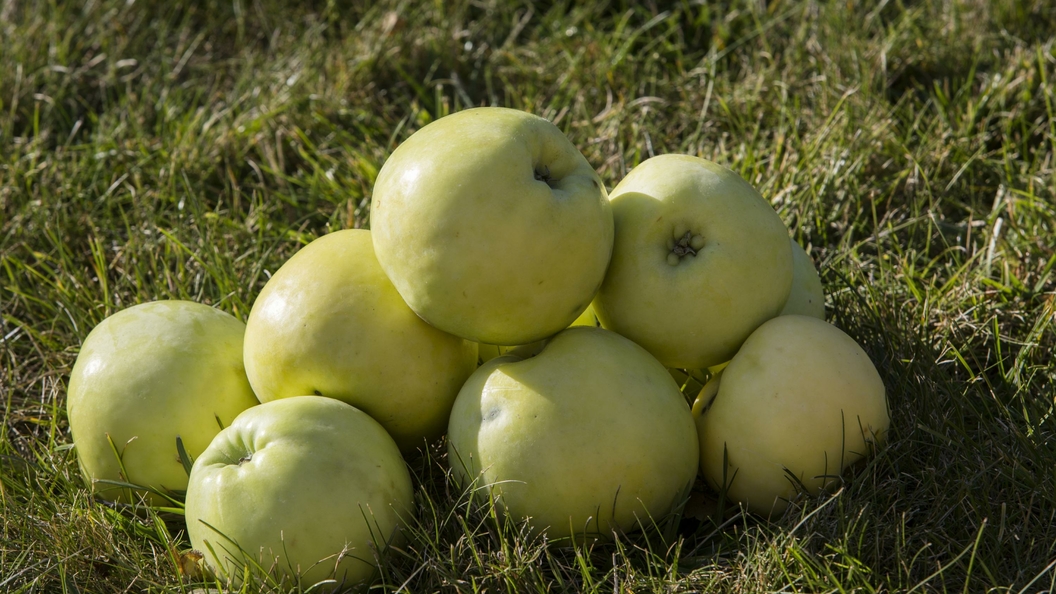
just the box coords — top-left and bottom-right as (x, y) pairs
(2, 0), (1056, 590)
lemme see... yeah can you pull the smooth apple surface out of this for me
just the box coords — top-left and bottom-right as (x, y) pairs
(243, 229), (477, 451)
(779, 239), (825, 319)
(696, 315), (889, 516)
(66, 300), (259, 503)
(593, 154), (793, 369)
(185, 396), (413, 587)
(448, 327), (699, 540)
(370, 107), (613, 345)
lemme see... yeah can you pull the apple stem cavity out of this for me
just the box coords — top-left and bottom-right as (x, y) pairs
(534, 165), (556, 188)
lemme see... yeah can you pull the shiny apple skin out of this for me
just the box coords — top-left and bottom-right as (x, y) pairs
(67, 300), (259, 504)
(371, 107), (613, 345)
(243, 229), (477, 451)
(185, 396), (413, 587)
(593, 154), (793, 369)
(449, 327), (699, 541)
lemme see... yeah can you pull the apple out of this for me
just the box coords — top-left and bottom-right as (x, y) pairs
(476, 340), (545, 365)
(779, 239), (825, 319)
(243, 229), (477, 452)
(570, 303), (600, 328)
(448, 327), (699, 541)
(592, 154), (793, 369)
(476, 304), (599, 365)
(66, 300), (259, 504)
(185, 396), (413, 588)
(694, 315), (889, 516)
(370, 107), (614, 346)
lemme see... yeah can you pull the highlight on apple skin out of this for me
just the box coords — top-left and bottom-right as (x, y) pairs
(593, 154), (793, 370)
(185, 396), (414, 588)
(695, 315), (889, 517)
(448, 326), (699, 541)
(370, 107), (614, 346)
(242, 229), (478, 452)
(66, 300), (260, 504)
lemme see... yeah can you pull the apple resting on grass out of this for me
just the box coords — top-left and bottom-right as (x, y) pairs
(185, 396), (413, 588)
(370, 107), (614, 346)
(448, 327), (699, 541)
(695, 315), (889, 516)
(592, 154), (793, 369)
(66, 301), (259, 504)
(243, 229), (477, 451)
(779, 239), (825, 319)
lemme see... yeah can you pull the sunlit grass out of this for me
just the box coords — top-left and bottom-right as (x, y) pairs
(2, 0), (1056, 591)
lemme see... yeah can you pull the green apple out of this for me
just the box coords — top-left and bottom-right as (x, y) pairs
(185, 396), (413, 588)
(779, 239), (825, 319)
(243, 229), (477, 452)
(592, 154), (793, 369)
(448, 327), (699, 541)
(370, 107), (614, 346)
(570, 303), (600, 328)
(476, 304), (598, 365)
(66, 300), (259, 504)
(476, 340), (545, 365)
(695, 315), (889, 516)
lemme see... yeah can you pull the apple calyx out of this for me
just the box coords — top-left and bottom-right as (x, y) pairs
(237, 453), (252, 466)
(666, 227), (706, 266)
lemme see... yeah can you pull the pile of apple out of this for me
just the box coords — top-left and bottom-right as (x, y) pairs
(66, 108), (889, 588)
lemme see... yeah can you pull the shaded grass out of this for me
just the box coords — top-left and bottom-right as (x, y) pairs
(2, 0), (1056, 591)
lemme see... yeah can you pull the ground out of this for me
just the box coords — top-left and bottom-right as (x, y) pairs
(2, 0), (1056, 591)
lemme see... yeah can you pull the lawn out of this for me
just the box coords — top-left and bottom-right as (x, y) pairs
(2, 0), (1056, 591)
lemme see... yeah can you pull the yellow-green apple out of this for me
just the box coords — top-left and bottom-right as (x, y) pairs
(243, 229), (477, 452)
(695, 315), (889, 516)
(448, 327), (698, 540)
(592, 154), (793, 369)
(185, 396), (413, 588)
(570, 303), (600, 328)
(370, 107), (613, 346)
(476, 340), (545, 365)
(779, 239), (825, 319)
(476, 304), (599, 365)
(66, 301), (259, 503)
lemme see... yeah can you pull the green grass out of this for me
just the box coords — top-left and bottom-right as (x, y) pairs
(3, 0), (1056, 591)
